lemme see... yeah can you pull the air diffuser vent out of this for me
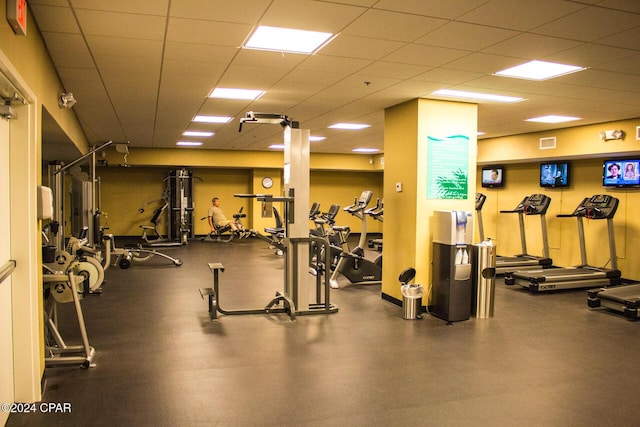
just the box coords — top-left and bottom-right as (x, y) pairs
(540, 136), (556, 150)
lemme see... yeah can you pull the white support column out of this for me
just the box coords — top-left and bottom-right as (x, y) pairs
(284, 126), (311, 311)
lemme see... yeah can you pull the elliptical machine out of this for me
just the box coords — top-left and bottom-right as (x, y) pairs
(329, 191), (382, 289)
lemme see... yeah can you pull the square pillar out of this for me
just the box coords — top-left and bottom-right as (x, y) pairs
(382, 99), (478, 304)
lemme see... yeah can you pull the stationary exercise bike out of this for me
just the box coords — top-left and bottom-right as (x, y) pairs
(366, 198), (383, 251)
(329, 191), (382, 289)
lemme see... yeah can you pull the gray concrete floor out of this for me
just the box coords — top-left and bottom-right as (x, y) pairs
(8, 237), (640, 426)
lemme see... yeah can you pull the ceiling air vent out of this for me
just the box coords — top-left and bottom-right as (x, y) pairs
(540, 136), (556, 150)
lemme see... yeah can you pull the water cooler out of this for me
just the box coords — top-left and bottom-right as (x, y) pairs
(431, 211), (473, 322)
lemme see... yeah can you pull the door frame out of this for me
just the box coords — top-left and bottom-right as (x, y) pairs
(0, 49), (42, 404)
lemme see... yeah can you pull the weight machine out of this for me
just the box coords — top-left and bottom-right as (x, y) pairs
(47, 141), (182, 273)
(199, 113), (338, 320)
(139, 168), (194, 246)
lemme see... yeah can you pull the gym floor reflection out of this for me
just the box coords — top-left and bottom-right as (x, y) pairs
(8, 238), (640, 426)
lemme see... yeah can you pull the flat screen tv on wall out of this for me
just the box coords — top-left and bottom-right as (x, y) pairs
(481, 166), (504, 188)
(602, 159), (640, 188)
(540, 162), (570, 188)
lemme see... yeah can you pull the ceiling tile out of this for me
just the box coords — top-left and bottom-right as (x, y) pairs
(596, 52), (640, 75)
(458, 0), (585, 31)
(86, 36), (163, 58)
(29, 0), (69, 6)
(543, 43), (637, 68)
(39, 32), (94, 69)
(75, 9), (166, 39)
(166, 18), (251, 46)
(413, 68), (486, 85)
(68, 0), (169, 15)
(341, 9), (448, 42)
(319, 35), (406, 60)
(597, 0), (640, 13)
(298, 55), (373, 74)
(532, 5), (640, 41)
(415, 22), (518, 51)
(169, 0), (269, 22)
(373, 0), (490, 19)
(597, 26), (640, 50)
(30, 4), (80, 33)
(383, 44), (471, 67)
(357, 61), (432, 80)
(162, 42), (237, 64)
(481, 33), (583, 59)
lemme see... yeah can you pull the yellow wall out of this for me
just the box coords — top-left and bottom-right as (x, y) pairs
(104, 147), (384, 171)
(478, 118), (640, 164)
(476, 158), (638, 281)
(95, 165), (383, 237)
(310, 170), (383, 234)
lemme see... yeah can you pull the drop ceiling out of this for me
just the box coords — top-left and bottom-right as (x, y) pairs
(30, 0), (640, 161)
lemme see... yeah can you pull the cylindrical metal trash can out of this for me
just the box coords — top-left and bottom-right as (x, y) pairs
(473, 238), (497, 318)
(401, 284), (423, 320)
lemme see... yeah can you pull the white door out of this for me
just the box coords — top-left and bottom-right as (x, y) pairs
(0, 116), (14, 425)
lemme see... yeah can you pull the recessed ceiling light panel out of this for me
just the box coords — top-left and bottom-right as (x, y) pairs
(329, 123), (371, 130)
(495, 60), (585, 81)
(193, 115), (232, 124)
(309, 136), (326, 142)
(526, 115), (581, 124)
(183, 131), (214, 137)
(352, 148), (379, 153)
(244, 26), (333, 54)
(432, 89), (524, 103)
(176, 141), (203, 147)
(209, 88), (265, 100)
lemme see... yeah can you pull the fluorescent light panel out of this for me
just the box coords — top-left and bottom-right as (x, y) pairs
(352, 148), (379, 153)
(329, 123), (371, 130)
(526, 115), (581, 123)
(209, 88), (264, 100)
(193, 115), (232, 124)
(269, 144), (285, 150)
(432, 89), (524, 103)
(495, 60), (585, 80)
(176, 141), (203, 146)
(183, 131), (214, 137)
(244, 26), (333, 54)
(309, 136), (326, 142)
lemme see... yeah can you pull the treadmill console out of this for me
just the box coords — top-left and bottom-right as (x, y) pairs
(475, 193), (486, 211)
(503, 194), (551, 215)
(572, 194), (618, 219)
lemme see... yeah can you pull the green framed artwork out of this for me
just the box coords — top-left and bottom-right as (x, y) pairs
(426, 135), (469, 200)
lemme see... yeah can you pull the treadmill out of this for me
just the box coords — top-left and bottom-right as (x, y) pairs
(511, 194), (622, 292)
(588, 285), (640, 320)
(476, 193), (553, 276)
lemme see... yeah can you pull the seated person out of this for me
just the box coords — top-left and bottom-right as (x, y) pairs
(208, 197), (245, 235)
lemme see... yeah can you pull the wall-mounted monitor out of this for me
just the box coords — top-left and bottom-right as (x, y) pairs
(603, 159), (640, 187)
(540, 162), (570, 188)
(481, 166), (504, 188)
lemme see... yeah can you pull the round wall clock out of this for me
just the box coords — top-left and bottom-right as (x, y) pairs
(262, 176), (273, 189)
